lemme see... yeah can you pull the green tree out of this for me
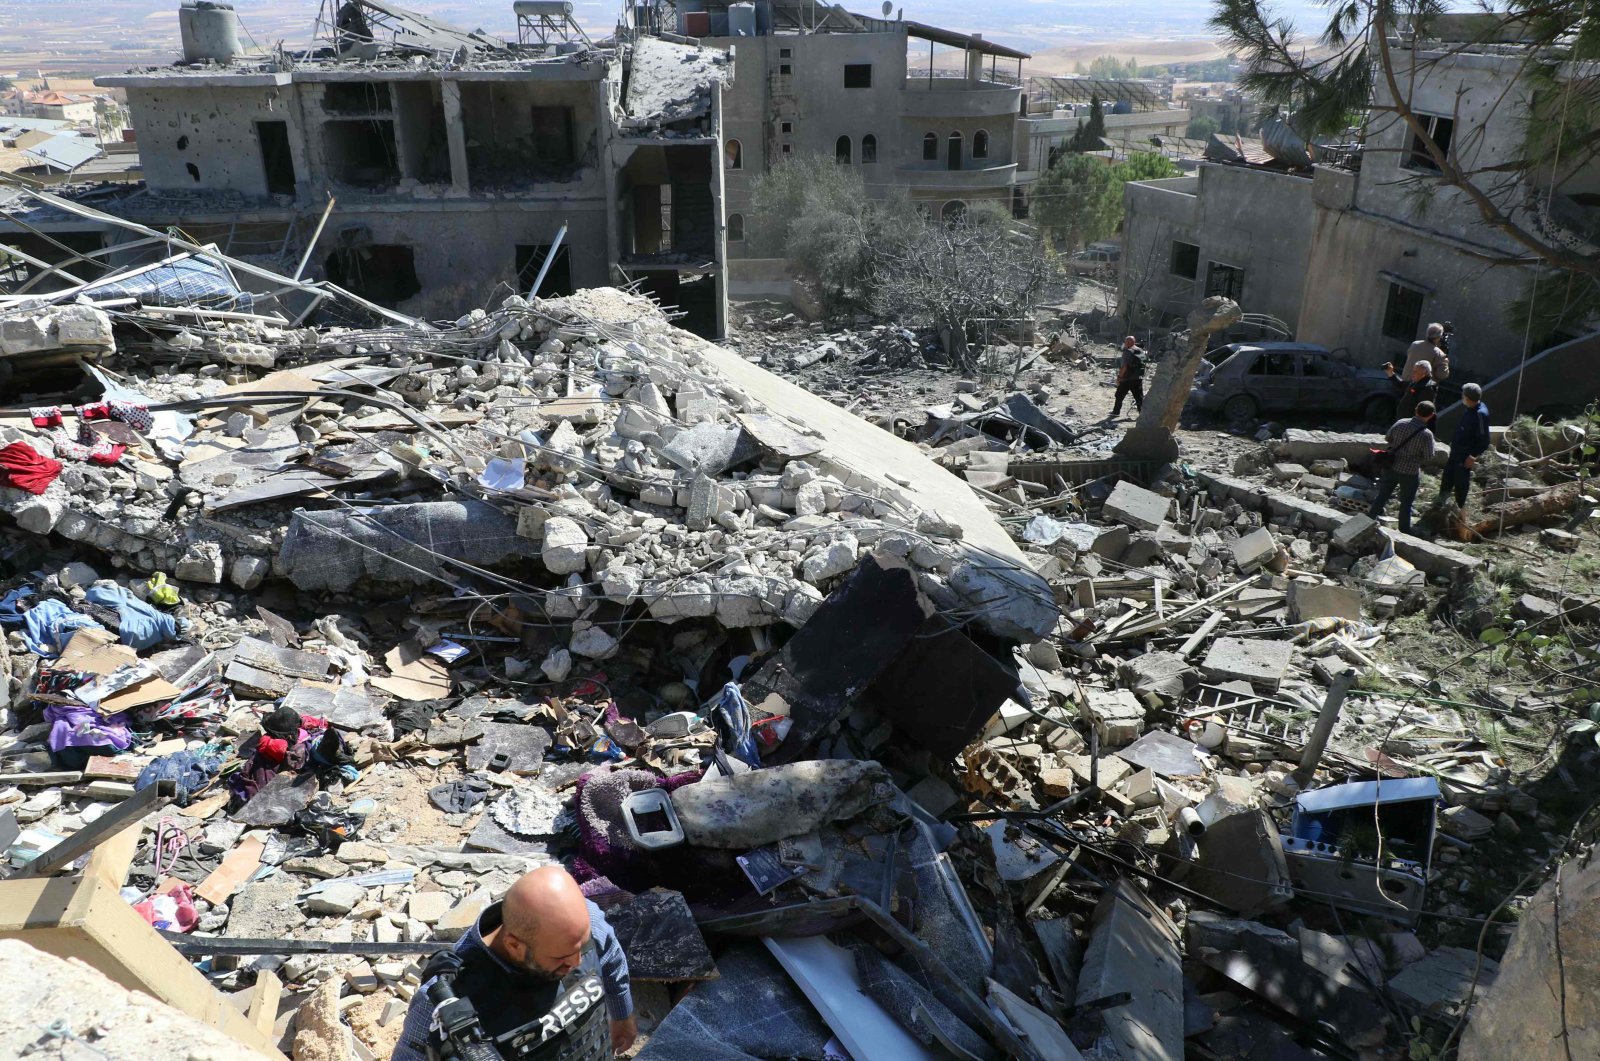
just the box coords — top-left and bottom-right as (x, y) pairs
(1186, 113), (1220, 140)
(749, 154), (883, 316)
(1031, 153), (1119, 249)
(1068, 95), (1107, 153)
(1110, 151), (1180, 185)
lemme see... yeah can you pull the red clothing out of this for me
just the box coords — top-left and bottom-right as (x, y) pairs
(0, 441), (63, 494)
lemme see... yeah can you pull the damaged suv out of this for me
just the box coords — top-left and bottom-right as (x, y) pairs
(1188, 341), (1397, 422)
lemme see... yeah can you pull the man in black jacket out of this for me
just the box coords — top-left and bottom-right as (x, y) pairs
(1438, 382), (1491, 511)
(1111, 336), (1144, 419)
(1384, 359), (1438, 423)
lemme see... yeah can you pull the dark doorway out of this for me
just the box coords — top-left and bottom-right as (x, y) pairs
(257, 121), (296, 196)
(947, 131), (962, 171)
(515, 244), (574, 297)
(324, 242), (421, 307)
(634, 270), (718, 339)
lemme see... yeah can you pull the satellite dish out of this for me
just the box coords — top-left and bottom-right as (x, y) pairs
(882, 1), (893, 15)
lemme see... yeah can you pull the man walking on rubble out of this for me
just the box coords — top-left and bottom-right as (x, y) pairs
(1368, 400), (1437, 536)
(394, 866), (636, 1060)
(1110, 335), (1145, 419)
(1436, 382), (1491, 514)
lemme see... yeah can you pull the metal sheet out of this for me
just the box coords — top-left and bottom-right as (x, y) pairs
(763, 935), (941, 1061)
(22, 134), (102, 172)
(1114, 730), (1209, 778)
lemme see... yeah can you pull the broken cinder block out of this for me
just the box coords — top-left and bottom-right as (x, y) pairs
(1103, 480), (1172, 531)
(1078, 688), (1145, 747)
(1201, 637), (1294, 692)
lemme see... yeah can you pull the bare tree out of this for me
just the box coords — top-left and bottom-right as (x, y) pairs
(868, 204), (1052, 372)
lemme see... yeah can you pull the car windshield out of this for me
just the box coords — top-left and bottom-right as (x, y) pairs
(1205, 346), (1241, 368)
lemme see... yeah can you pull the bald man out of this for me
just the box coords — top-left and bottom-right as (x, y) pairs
(394, 866), (635, 1060)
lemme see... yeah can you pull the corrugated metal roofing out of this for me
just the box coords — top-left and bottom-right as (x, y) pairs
(21, 134), (102, 172)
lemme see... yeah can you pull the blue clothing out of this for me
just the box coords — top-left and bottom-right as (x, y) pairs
(0, 588), (105, 658)
(392, 898), (632, 1061)
(85, 583), (177, 649)
(1450, 401), (1491, 461)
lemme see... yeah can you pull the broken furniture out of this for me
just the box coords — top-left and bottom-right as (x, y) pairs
(1279, 777), (1441, 923)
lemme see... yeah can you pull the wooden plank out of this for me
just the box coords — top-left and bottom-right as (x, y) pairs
(0, 874), (288, 1058)
(83, 757), (146, 782)
(248, 969), (282, 1037)
(84, 820), (144, 890)
(187, 792), (230, 820)
(194, 838), (265, 906)
(0, 772), (83, 786)
(1178, 610), (1227, 659)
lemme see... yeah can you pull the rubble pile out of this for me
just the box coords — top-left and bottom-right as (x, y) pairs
(0, 273), (1595, 1061)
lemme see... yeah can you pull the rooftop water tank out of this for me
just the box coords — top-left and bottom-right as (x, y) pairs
(179, 0), (242, 65)
(728, 2), (757, 36)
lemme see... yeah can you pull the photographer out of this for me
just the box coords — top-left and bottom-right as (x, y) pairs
(394, 867), (635, 1061)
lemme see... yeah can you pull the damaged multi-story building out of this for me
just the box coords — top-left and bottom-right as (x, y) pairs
(0, 1), (735, 338)
(1118, 14), (1600, 392)
(636, 1), (1029, 291)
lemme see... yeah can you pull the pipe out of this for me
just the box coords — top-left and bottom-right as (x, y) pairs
(292, 193), (338, 282)
(526, 221), (568, 299)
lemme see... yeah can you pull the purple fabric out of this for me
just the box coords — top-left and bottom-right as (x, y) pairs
(571, 766), (703, 887)
(45, 702), (133, 753)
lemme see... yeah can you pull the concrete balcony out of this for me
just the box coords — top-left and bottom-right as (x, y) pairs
(895, 162), (1018, 190)
(901, 77), (1023, 120)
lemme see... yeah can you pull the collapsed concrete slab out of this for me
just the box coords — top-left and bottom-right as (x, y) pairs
(277, 500), (534, 592)
(1075, 878), (1183, 1061)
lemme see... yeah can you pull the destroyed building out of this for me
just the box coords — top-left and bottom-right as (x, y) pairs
(640, 0), (1029, 290)
(0, 2), (734, 338)
(1119, 13), (1600, 390)
(0, 179), (1595, 1057)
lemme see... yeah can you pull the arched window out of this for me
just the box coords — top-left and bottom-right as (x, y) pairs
(973, 129), (989, 160)
(727, 213), (744, 242)
(941, 200), (967, 224)
(725, 139), (742, 170)
(835, 135), (852, 164)
(947, 131), (963, 170)
(861, 134), (877, 164)
(922, 132), (938, 161)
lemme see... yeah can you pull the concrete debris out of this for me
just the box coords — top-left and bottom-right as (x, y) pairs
(0, 145), (1592, 1061)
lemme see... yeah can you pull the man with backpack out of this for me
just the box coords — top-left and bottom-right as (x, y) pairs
(1111, 335), (1145, 419)
(1368, 400), (1437, 536)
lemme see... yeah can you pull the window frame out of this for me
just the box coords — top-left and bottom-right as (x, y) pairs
(1205, 260), (1243, 300)
(1381, 280), (1426, 341)
(1169, 240), (1200, 280)
(922, 132), (938, 161)
(861, 133), (877, 164)
(724, 138), (742, 171)
(780, 121), (793, 134)
(972, 129), (989, 160)
(843, 63), (873, 89)
(1403, 113), (1455, 172)
(727, 212), (745, 242)
(835, 135), (852, 164)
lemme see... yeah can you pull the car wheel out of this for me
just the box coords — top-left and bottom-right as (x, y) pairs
(1362, 395), (1396, 424)
(1222, 394), (1257, 421)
